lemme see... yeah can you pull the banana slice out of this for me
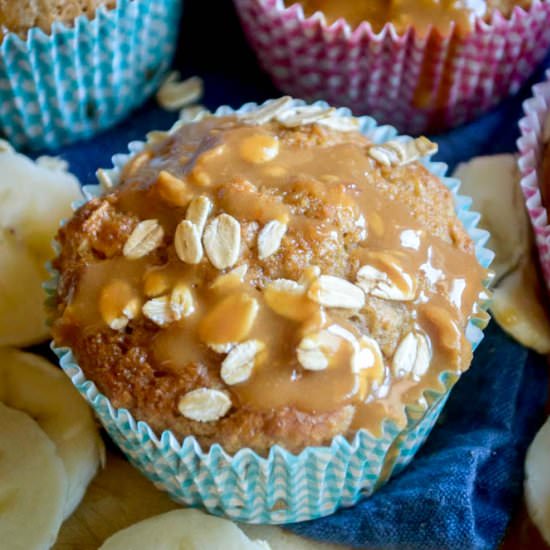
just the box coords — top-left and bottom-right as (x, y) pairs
(525, 416), (550, 545)
(55, 454), (177, 549)
(0, 230), (49, 346)
(491, 256), (550, 354)
(0, 348), (104, 520)
(453, 155), (550, 353)
(0, 402), (67, 550)
(242, 525), (342, 550)
(0, 147), (81, 265)
(99, 509), (269, 550)
(453, 154), (529, 282)
(0, 147), (81, 346)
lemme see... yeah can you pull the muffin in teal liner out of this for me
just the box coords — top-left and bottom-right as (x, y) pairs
(48, 98), (493, 524)
(0, 0), (181, 150)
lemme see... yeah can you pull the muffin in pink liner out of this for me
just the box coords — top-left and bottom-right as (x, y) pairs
(518, 68), (550, 289)
(233, 0), (550, 134)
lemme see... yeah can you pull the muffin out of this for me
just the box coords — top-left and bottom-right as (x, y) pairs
(233, 0), (550, 133)
(295, 0), (533, 35)
(0, 0), (116, 36)
(51, 99), (492, 522)
(518, 69), (550, 291)
(0, 0), (181, 149)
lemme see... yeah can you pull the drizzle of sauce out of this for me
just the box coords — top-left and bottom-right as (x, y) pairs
(57, 115), (487, 434)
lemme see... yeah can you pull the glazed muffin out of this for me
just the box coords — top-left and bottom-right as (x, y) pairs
(0, 0), (116, 36)
(52, 99), (487, 456)
(294, 0), (533, 35)
(234, 0), (550, 133)
(0, 0), (181, 149)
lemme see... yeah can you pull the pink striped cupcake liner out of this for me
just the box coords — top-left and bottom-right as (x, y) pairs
(517, 69), (550, 290)
(233, 0), (550, 134)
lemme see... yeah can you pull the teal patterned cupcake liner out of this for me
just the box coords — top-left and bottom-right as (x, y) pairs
(49, 99), (493, 524)
(0, 0), (181, 150)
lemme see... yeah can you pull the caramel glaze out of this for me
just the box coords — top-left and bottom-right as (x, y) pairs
(54, 116), (487, 437)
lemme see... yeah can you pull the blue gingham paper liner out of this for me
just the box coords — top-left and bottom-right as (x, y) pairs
(0, 0), (181, 150)
(49, 99), (494, 524)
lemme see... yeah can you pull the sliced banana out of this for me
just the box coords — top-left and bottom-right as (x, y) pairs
(453, 154), (529, 282)
(55, 454), (177, 549)
(0, 348), (104, 519)
(99, 509), (269, 550)
(0, 402), (67, 550)
(453, 154), (550, 353)
(0, 147), (81, 265)
(242, 525), (343, 550)
(525, 416), (550, 545)
(0, 230), (49, 346)
(0, 147), (81, 346)
(491, 256), (550, 354)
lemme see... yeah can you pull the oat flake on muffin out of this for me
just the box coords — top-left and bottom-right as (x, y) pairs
(52, 101), (487, 456)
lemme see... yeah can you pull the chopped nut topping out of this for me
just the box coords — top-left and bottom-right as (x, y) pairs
(170, 283), (195, 320)
(356, 264), (416, 301)
(156, 73), (203, 111)
(308, 275), (365, 309)
(392, 331), (431, 380)
(123, 219), (164, 260)
(99, 280), (140, 330)
(297, 329), (342, 371)
(221, 340), (265, 385)
(156, 170), (192, 207)
(203, 214), (241, 269)
(211, 264), (248, 291)
(239, 133), (280, 164)
(186, 195), (212, 235)
(368, 136), (438, 167)
(257, 220), (287, 259)
(199, 293), (259, 346)
(240, 96), (293, 125)
(143, 270), (170, 298)
(174, 220), (203, 264)
(177, 388), (231, 422)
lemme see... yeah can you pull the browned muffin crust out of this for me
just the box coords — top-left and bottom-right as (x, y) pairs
(0, 0), (116, 36)
(53, 114), (486, 455)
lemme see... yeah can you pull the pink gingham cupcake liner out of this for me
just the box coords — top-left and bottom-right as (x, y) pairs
(233, 0), (550, 134)
(517, 69), (550, 290)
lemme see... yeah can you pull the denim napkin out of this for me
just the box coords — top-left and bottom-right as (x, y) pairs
(32, 2), (550, 548)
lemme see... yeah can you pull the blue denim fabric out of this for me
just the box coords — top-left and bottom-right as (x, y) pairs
(34, 3), (550, 547)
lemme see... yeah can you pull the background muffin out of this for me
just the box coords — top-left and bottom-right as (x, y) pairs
(233, 0), (550, 133)
(0, 0), (116, 35)
(51, 99), (492, 523)
(0, 0), (181, 149)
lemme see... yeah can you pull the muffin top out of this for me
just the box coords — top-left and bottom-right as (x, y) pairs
(53, 100), (487, 455)
(0, 0), (116, 36)
(292, 0), (532, 35)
